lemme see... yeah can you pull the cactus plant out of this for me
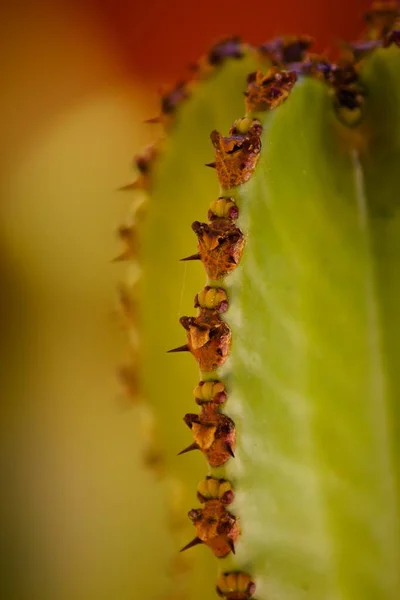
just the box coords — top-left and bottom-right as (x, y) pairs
(118, 3), (400, 599)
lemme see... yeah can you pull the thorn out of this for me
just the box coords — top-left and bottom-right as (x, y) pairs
(111, 253), (128, 263)
(227, 539), (236, 554)
(117, 180), (141, 192)
(225, 442), (235, 458)
(180, 537), (203, 552)
(177, 442), (199, 456)
(167, 344), (190, 354)
(205, 162), (217, 169)
(183, 413), (199, 428)
(144, 116), (162, 124)
(180, 253), (201, 262)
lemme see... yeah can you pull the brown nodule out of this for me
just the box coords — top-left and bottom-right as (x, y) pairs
(181, 404), (236, 467)
(245, 68), (297, 113)
(185, 499), (240, 558)
(117, 364), (139, 400)
(210, 123), (262, 189)
(208, 36), (243, 66)
(191, 218), (245, 279)
(176, 313), (231, 371)
(259, 35), (314, 64)
(112, 225), (136, 262)
(383, 28), (400, 46)
(161, 81), (190, 115)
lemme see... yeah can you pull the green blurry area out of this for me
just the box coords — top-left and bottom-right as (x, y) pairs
(0, 3), (172, 600)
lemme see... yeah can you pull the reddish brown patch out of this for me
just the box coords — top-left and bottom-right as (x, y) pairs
(117, 364), (139, 399)
(182, 405), (236, 467)
(299, 54), (335, 81)
(210, 122), (262, 189)
(116, 283), (137, 328)
(187, 500), (240, 558)
(208, 36), (243, 65)
(216, 572), (256, 600)
(244, 68), (297, 113)
(328, 61), (365, 118)
(161, 81), (190, 115)
(259, 35), (314, 64)
(179, 313), (231, 371)
(192, 219), (245, 280)
(119, 144), (158, 191)
(135, 144), (158, 175)
(383, 26), (400, 45)
(113, 225), (136, 262)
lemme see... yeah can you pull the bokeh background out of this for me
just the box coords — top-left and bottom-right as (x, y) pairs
(0, 1), (370, 599)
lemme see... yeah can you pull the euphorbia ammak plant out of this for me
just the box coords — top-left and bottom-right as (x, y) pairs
(117, 3), (400, 599)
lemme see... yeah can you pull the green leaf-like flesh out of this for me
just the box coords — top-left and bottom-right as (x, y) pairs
(221, 47), (400, 600)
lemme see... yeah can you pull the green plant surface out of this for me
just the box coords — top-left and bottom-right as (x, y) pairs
(136, 29), (400, 600)
(220, 45), (400, 600)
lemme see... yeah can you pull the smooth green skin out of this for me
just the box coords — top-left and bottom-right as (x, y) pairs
(141, 46), (400, 600)
(222, 47), (400, 600)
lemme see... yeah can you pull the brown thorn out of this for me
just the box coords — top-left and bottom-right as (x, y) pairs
(144, 116), (162, 124)
(225, 442), (235, 458)
(116, 181), (141, 192)
(180, 253), (201, 262)
(227, 538), (236, 554)
(111, 252), (131, 263)
(177, 442), (199, 456)
(180, 537), (203, 553)
(167, 344), (190, 353)
(205, 162), (217, 169)
(183, 413), (199, 428)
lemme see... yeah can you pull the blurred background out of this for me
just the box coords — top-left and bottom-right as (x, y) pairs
(0, 1), (370, 599)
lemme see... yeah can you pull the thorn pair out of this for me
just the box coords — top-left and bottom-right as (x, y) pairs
(181, 491), (239, 558)
(177, 440), (235, 459)
(112, 225), (136, 262)
(210, 121), (263, 189)
(180, 535), (236, 556)
(180, 218), (245, 279)
(179, 405), (236, 467)
(168, 313), (231, 371)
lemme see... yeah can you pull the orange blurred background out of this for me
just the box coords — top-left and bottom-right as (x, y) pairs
(0, 1), (371, 599)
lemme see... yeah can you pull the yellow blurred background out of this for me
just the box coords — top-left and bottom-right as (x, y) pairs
(0, 2), (174, 599)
